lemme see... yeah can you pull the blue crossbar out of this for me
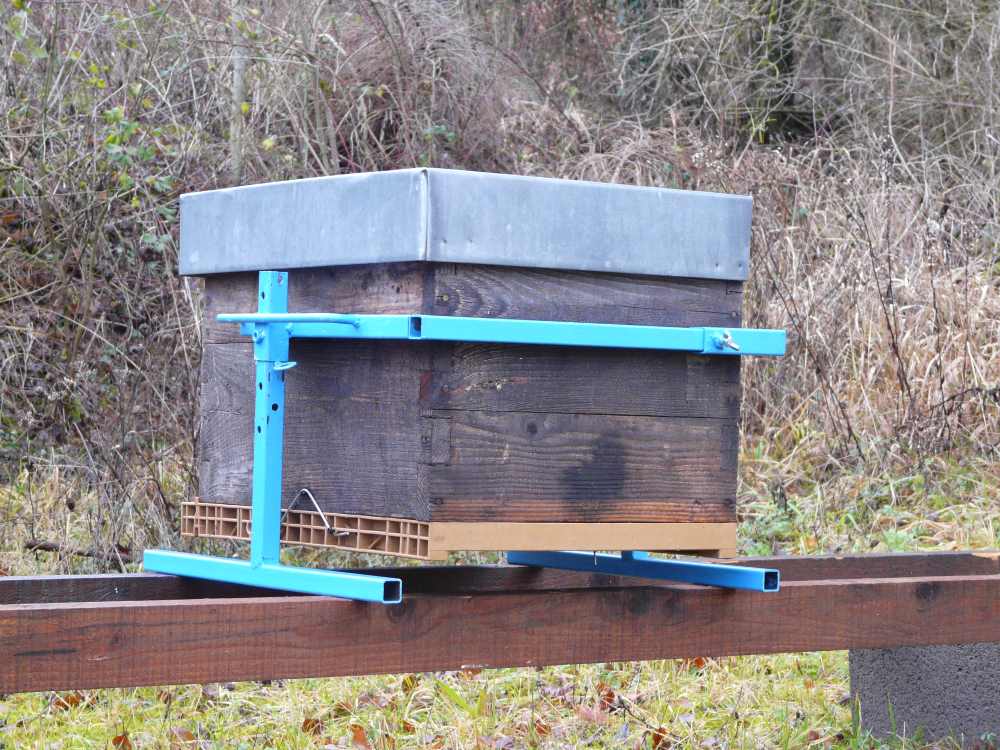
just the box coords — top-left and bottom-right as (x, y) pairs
(145, 271), (787, 602)
(507, 551), (780, 592)
(217, 312), (786, 357)
(143, 550), (402, 602)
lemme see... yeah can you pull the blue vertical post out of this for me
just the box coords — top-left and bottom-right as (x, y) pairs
(250, 271), (289, 567)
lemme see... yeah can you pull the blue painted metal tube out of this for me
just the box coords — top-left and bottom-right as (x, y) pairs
(219, 313), (786, 357)
(142, 550), (403, 602)
(250, 271), (289, 566)
(507, 550), (780, 592)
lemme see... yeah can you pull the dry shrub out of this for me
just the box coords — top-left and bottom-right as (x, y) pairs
(615, 1), (1000, 238)
(0, 0), (525, 565)
(515, 122), (999, 465)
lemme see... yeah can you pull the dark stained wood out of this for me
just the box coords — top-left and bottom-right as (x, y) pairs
(429, 411), (736, 522)
(3, 552), (999, 604)
(203, 265), (428, 344)
(432, 265), (742, 327)
(429, 346), (739, 419)
(5, 569), (1000, 692)
(0, 573), (284, 604)
(199, 340), (433, 520)
(197, 262), (742, 528)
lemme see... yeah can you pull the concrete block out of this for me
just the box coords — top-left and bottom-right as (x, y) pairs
(850, 643), (1000, 745)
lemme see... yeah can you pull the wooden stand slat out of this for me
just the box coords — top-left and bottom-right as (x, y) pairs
(2, 552), (1000, 693)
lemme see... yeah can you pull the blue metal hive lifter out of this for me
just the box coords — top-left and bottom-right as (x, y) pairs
(144, 270), (786, 602)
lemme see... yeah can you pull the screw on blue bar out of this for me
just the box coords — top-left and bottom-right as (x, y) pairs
(506, 550), (780, 592)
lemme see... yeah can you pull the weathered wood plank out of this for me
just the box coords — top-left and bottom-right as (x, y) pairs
(3, 552), (998, 604)
(203, 265), (428, 344)
(429, 410), (736, 522)
(199, 340), (432, 519)
(432, 265), (742, 327)
(429, 346), (739, 419)
(0, 574), (284, 604)
(5, 573), (1000, 692)
(197, 263), (743, 528)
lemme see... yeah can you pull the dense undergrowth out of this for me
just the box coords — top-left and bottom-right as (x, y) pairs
(1, 1), (999, 747)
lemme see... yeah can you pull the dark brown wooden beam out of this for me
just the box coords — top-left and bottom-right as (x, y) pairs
(3, 561), (1000, 693)
(2, 551), (998, 604)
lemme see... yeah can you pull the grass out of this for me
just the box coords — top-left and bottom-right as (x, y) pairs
(2, 447), (998, 749)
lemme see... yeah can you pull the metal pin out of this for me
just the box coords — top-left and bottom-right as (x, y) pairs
(280, 488), (341, 534)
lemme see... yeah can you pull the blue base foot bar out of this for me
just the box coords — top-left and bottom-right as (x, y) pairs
(143, 550), (402, 603)
(507, 550), (780, 592)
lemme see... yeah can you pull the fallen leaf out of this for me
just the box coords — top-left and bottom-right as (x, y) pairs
(533, 718), (551, 736)
(401, 674), (420, 693)
(804, 679), (815, 689)
(401, 719), (416, 733)
(350, 723), (372, 749)
(333, 700), (353, 717)
(680, 657), (708, 671)
(169, 727), (197, 749)
(156, 689), (173, 704)
(382, 734), (397, 749)
(111, 734), (133, 750)
(805, 729), (822, 743)
(597, 681), (619, 713)
(651, 726), (672, 749)
(358, 691), (392, 709)
(302, 717), (324, 736)
(52, 691), (86, 711)
(460, 667), (483, 679)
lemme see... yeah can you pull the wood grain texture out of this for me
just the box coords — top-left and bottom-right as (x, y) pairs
(3, 552), (999, 604)
(428, 410), (736, 522)
(428, 522), (736, 554)
(199, 340), (433, 520)
(429, 346), (739, 419)
(432, 265), (742, 327)
(203, 264), (428, 344)
(197, 263), (742, 528)
(5, 571), (1000, 692)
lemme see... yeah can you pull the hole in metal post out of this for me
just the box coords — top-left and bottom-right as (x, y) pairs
(409, 316), (422, 337)
(271, 403), (279, 412)
(764, 571), (779, 591)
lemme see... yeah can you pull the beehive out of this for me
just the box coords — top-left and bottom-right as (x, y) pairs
(180, 168), (751, 559)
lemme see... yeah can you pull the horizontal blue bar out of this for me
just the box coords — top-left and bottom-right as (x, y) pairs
(507, 550), (780, 592)
(143, 550), (402, 603)
(219, 313), (785, 356)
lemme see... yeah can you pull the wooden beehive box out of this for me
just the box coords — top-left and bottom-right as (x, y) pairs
(180, 169), (751, 560)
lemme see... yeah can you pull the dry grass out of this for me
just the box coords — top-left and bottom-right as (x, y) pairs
(2, 0), (1000, 746)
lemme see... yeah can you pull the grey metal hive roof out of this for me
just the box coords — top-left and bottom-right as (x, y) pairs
(179, 168), (751, 280)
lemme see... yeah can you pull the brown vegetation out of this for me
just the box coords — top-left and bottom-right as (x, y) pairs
(1, 0), (997, 568)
